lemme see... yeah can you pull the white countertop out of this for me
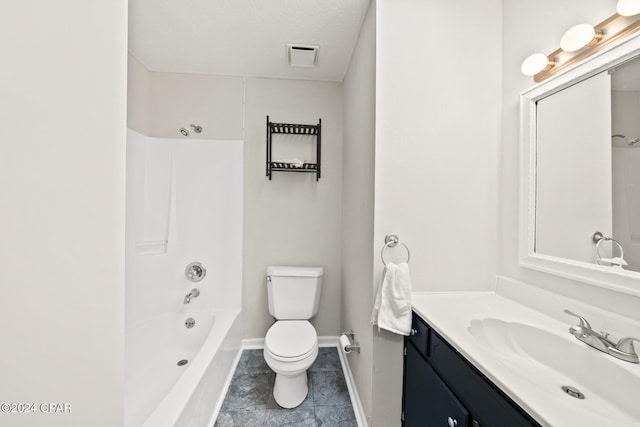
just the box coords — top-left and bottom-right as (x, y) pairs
(411, 291), (640, 427)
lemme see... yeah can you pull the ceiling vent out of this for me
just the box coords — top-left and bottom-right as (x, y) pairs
(287, 44), (319, 67)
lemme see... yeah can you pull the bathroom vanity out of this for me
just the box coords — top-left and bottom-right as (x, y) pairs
(402, 311), (539, 427)
(403, 291), (640, 427)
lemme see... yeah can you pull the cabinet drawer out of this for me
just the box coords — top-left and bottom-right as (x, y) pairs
(407, 313), (429, 357)
(404, 342), (470, 427)
(429, 331), (540, 427)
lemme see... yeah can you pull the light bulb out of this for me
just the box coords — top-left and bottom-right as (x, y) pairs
(617, 0), (640, 16)
(521, 53), (552, 76)
(560, 24), (598, 52)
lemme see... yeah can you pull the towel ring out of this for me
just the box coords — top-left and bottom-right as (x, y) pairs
(381, 234), (411, 266)
(594, 235), (625, 264)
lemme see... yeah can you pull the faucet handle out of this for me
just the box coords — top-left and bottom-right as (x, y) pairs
(563, 309), (592, 329)
(616, 337), (640, 354)
(609, 337), (640, 363)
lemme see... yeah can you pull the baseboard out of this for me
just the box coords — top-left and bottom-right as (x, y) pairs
(241, 335), (339, 349)
(336, 340), (369, 427)
(318, 335), (339, 347)
(240, 335), (368, 426)
(241, 337), (265, 349)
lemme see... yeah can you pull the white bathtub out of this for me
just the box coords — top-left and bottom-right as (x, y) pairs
(125, 309), (242, 427)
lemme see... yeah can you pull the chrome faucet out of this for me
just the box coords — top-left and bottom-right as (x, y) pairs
(564, 309), (640, 363)
(184, 288), (200, 304)
(609, 337), (640, 363)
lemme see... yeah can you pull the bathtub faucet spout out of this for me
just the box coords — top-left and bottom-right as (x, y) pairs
(184, 288), (200, 304)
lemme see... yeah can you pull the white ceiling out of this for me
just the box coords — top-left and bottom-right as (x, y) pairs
(128, 0), (371, 82)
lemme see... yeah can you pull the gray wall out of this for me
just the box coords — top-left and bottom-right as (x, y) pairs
(341, 0), (376, 423)
(243, 77), (343, 339)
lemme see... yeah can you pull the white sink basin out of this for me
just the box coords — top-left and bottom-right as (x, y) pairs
(468, 318), (640, 423)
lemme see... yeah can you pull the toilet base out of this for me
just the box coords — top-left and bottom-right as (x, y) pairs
(273, 371), (309, 409)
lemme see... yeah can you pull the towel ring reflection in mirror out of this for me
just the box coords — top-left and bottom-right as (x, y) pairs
(381, 234), (411, 266)
(592, 232), (628, 267)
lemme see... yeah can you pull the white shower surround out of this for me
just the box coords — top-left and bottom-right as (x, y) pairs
(125, 129), (243, 427)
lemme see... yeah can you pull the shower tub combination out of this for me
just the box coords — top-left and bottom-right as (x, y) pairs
(124, 129), (243, 427)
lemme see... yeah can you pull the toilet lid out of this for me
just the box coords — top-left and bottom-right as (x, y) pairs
(265, 321), (317, 359)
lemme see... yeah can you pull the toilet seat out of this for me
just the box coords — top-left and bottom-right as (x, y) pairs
(265, 320), (317, 362)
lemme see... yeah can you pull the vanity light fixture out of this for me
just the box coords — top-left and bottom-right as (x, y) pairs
(617, 0), (640, 17)
(521, 53), (554, 76)
(560, 24), (602, 52)
(522, 12), (640, 82)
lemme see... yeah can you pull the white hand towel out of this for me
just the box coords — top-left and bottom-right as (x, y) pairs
(371, 262), (412, 335)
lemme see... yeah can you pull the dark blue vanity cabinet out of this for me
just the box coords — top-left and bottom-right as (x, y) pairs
(402, 312), (541, 427)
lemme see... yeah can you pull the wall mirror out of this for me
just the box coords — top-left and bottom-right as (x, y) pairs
(520, 33), (640, 297)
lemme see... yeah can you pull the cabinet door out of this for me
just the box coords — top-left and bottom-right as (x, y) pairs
(404, 343), (470, 427)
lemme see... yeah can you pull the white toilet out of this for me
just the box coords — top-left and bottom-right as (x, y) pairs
(263, 266), (323, 408)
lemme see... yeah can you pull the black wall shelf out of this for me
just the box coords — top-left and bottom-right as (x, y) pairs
(266, 116), (321, 181)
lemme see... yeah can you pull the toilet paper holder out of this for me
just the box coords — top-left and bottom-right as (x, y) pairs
(340, 330), (360, 353)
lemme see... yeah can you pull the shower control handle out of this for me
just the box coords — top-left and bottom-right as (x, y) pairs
(185, 262), (206, 282)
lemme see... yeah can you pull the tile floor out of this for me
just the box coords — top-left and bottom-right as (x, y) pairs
(215, 347), (357, 427)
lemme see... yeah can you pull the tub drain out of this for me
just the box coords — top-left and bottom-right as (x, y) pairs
(177, 359), (189, 367)
(561, 385), (585, 399)
(185, 318), (195, 328)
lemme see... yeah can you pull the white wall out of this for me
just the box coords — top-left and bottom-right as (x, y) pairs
(376, 0), (502, 293)
(127, 65), (344, 339)
(500, 0), (640, 321)
(373, 1), (502, 425)
(341, 0), (376, 423)
(0, 1), (127, 426)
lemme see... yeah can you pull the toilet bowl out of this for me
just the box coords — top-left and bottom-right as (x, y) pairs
(263, 320), (318, 408)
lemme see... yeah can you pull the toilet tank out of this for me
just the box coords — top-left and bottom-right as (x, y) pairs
(266, 266), (323, 320)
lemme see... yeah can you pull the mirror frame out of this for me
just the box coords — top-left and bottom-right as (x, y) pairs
(520, 32), (640, 297)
